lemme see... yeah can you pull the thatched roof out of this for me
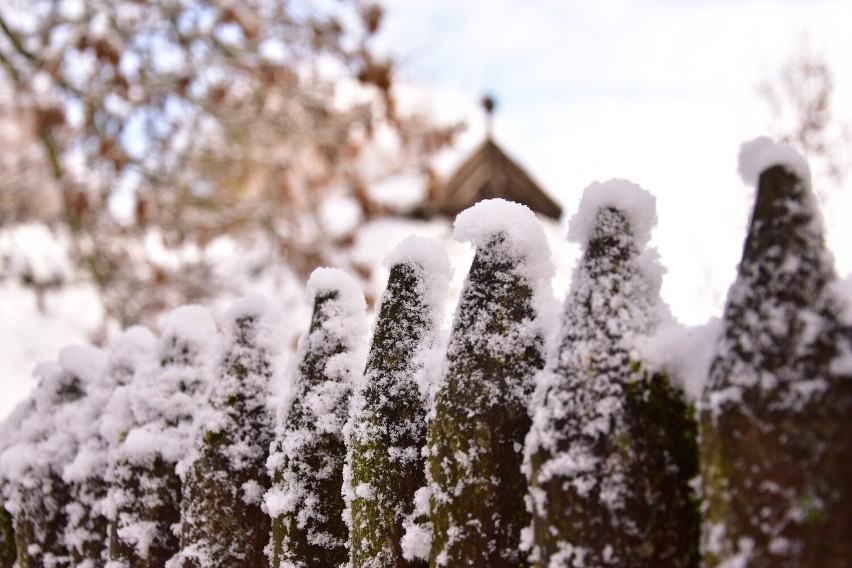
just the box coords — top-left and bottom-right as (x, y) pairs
(435, 138), (562, 220)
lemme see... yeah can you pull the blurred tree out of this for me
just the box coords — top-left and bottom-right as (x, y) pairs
(760, 40), (851, 194)
(0, 0), (458, 331)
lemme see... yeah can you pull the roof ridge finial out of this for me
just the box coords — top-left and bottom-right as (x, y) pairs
(482, 94), (496, 140)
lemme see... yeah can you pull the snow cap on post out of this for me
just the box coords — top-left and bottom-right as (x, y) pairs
(161, 304), (220, 356)
(306, 267), (367, 310)
(453, 198), (555, 283)
(568, 178), (657, 249)
(57, 344), (109, 389)
(383, 234), (453, 280)
(738, 136), (811, 188)
(222, 292), (286, 355)
(106, 326), (157, 385)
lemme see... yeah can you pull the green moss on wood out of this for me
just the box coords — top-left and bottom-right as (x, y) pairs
(348, 263), (433, 567)
(269, 289), (360, 568)
(428, 233), (544, 567)
(172, 313), (273, 568)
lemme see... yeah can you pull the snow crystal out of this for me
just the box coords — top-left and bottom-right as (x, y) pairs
(401, 522), (432, 561)
(830, 346), (852, 376)
(717, 537), (755, 568)
(567, 179), (657, 249)
(241, 480), (264, 506)
(738, 136), (811, 187)
(830, 272), (852, 326)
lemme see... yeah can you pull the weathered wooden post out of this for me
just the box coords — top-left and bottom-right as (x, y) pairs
(169, 296), (279, 567)
(105, 307), (218, 568)
(700, 138), (852, 566)
(0, 398), (33, 568)
(426, 199), (552, 566)
(63, 338), (139, 566)
(0, 503), (13, 568)
(1, 345), (107, 568)
(345, 236), (450, 567)
(524, 180), (699, 567)
(266, 268), (367, 568)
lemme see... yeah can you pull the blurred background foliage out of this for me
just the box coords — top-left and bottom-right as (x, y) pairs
(1, 1), (848, 348)
(0, 0), (460, 336)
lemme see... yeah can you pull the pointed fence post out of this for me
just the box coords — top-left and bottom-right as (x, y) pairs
(105, 307), (218, 568)
(344, 236), (451, 567)
(426, 199), (553, 566)
(0, 345), (107, 568)
(99, 327), (157, 567)
(700, 139), (852, 566)
(0, 399), (34, 568)
(62, 343), (124, 567)
(0, 501), (13, 568)
(524, 180), (699, 567)
(169, 296), (279, 567)
(266, 268), (367, 568)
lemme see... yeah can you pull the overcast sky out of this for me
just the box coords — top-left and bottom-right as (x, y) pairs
(374, 0), (852, 324)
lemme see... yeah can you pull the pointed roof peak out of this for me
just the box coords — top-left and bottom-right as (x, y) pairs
(418, 94), (562, 221)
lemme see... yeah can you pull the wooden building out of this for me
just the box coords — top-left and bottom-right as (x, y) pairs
(432, 136), (562, 220)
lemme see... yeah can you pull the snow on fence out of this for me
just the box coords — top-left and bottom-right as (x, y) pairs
(1, 138), (851, 568)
